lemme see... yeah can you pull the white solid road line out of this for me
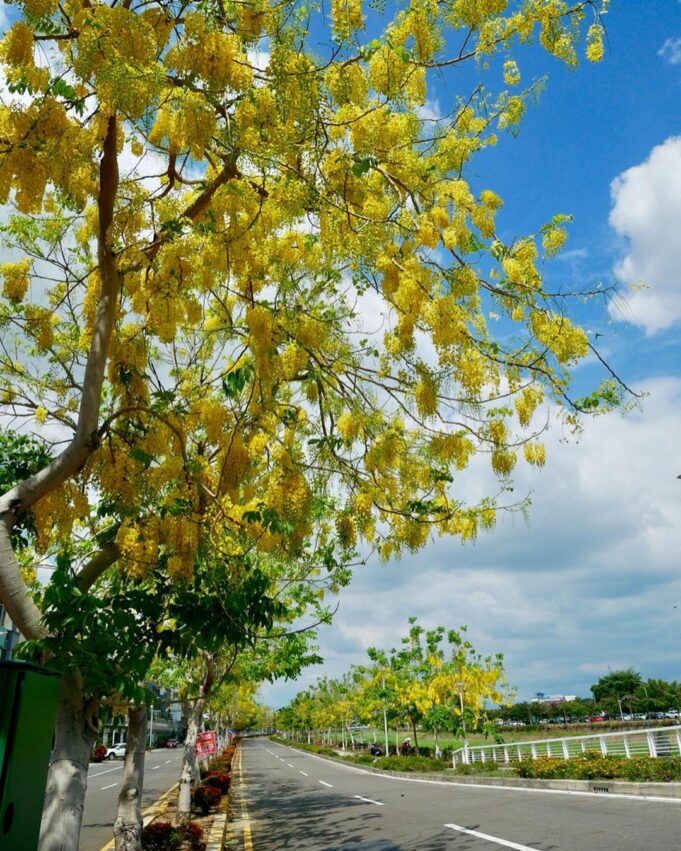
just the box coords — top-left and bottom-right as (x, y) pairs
(354, 795), (384, 806)
(445, 823), (537, 850)
(300, 771), (308, 776)
(319, 780), (333, 788)
(101, 783), (118, 791)
(88, 765), (123, 778)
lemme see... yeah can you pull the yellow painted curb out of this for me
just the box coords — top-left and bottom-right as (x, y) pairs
(238, 747), (253, 851)
(97, 782), (179, 851)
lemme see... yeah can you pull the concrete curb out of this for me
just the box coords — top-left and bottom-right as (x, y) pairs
(222, 744), (252, 851)
(205, 812), (228, 851)
(277, 743), (681, 801)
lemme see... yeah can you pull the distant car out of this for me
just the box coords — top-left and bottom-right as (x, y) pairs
(105, 743), (127, 760)
(648, 712), (666, 720)
(633, 713), (647, 720)
(665, 710), (680, 719)
(166, 739), (179, 748)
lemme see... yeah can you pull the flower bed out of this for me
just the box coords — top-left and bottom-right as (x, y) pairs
(142, 820), (205, 850)
(91, 744), (108, 763)
(516, 753), (681, 782)
(140, 741), (239, 848)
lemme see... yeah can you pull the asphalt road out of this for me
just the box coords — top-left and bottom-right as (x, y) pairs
(79, 748), (184, 851)
(236, 738), (681, 850)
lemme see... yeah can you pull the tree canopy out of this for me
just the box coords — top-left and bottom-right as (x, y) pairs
(0, 0), (624, 648)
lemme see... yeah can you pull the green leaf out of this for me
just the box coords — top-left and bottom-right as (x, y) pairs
(129, 447), (155, 468)
(222, 362), (254, 399)
(351, 155), (377, 178)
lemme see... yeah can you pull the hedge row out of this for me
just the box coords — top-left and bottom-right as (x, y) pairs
(516, 754), (681, 782)
(346, 754), (447, 772)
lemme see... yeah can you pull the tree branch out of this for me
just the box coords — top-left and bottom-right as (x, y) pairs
(0, 115), (121, 521)
(0, 518), (46, 639)
(0, 116), (120, 638)
(76, 543), (120, 593)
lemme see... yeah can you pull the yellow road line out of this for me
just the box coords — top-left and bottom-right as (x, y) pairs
(238, 746), (254, 851)
(97, 782), (179, 851)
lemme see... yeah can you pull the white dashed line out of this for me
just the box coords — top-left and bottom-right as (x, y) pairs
(354, 795), (384, 806)
(300, 771), (308, 776)
(165, 760), (172, 764)
(445, 824), (537, 850)
(319, 780), (333, 788)
(151, 765), (160, 770)
(88, 766), (122, 778)
(286, 762), (294, 768)
(101, 783), (117, 790)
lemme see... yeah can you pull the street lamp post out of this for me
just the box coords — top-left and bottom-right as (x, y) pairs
(616, 696), (624, 722)
(381, 673), (390, 757)
(453, 681), (469, 764)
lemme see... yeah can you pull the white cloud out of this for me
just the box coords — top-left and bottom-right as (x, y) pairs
(659, 37), (681, 65)
(608, 137), (681, 334)
(416, 98), (442, 122)
(261, 377), (681, 708)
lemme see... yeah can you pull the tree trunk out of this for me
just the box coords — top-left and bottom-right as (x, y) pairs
(113, 705), (147, 851)
(411, 720), (419, 750)
(177, 695), (204, 821)
(38, 673), (98, 851)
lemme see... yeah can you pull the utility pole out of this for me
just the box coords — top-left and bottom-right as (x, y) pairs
(382, 673), (390, 756)
(454, 681), (468, 763)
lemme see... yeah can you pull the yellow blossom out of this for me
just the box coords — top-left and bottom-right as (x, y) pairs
(1, 260), (31, 303)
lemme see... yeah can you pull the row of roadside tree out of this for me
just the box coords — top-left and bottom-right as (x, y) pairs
(0, 0), (623, 848)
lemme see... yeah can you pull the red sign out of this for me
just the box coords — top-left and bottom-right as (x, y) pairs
(195, 731), (217, 756)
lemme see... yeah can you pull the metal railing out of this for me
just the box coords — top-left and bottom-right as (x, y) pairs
(451, 725), (681, 767)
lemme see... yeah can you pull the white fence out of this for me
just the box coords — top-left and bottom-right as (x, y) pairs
(451, 725), (681, 767)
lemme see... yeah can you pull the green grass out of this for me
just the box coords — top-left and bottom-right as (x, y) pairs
(343, 754), (447, 772)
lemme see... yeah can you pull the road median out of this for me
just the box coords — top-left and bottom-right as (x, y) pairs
(276, 741), (681, 802)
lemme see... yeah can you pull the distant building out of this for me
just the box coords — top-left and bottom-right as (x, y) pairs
(530, 694), (577, 705)
(0, 604), (21, 661)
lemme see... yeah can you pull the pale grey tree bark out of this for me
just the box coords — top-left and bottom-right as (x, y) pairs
(38, 672), (99, 851)
(177, 656), (215, 820)
(113, 705), (148, 851)
(177, 695), (205, 821)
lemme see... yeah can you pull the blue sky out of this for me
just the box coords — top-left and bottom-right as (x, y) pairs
(262, 0), (681, 708)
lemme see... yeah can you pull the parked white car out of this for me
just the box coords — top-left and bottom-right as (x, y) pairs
(665, 710), (680, 719)
(105, 743), (127, 760)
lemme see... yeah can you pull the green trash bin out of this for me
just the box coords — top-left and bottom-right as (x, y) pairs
(0, 661), (61, 850)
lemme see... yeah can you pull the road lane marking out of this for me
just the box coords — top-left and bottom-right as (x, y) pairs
(300, 771), (308, 776)
(354, 795), (384, 806)
(151, 765), (160, 770)
(88, 765), (123, 778)
(286, 762), (294, 767)
(165, 759), (172, 764)
(238, 747), (254, 851)
(101, 783), (117, 790)
(319, 780), (333, 788)
(445, 824), (537, 850)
